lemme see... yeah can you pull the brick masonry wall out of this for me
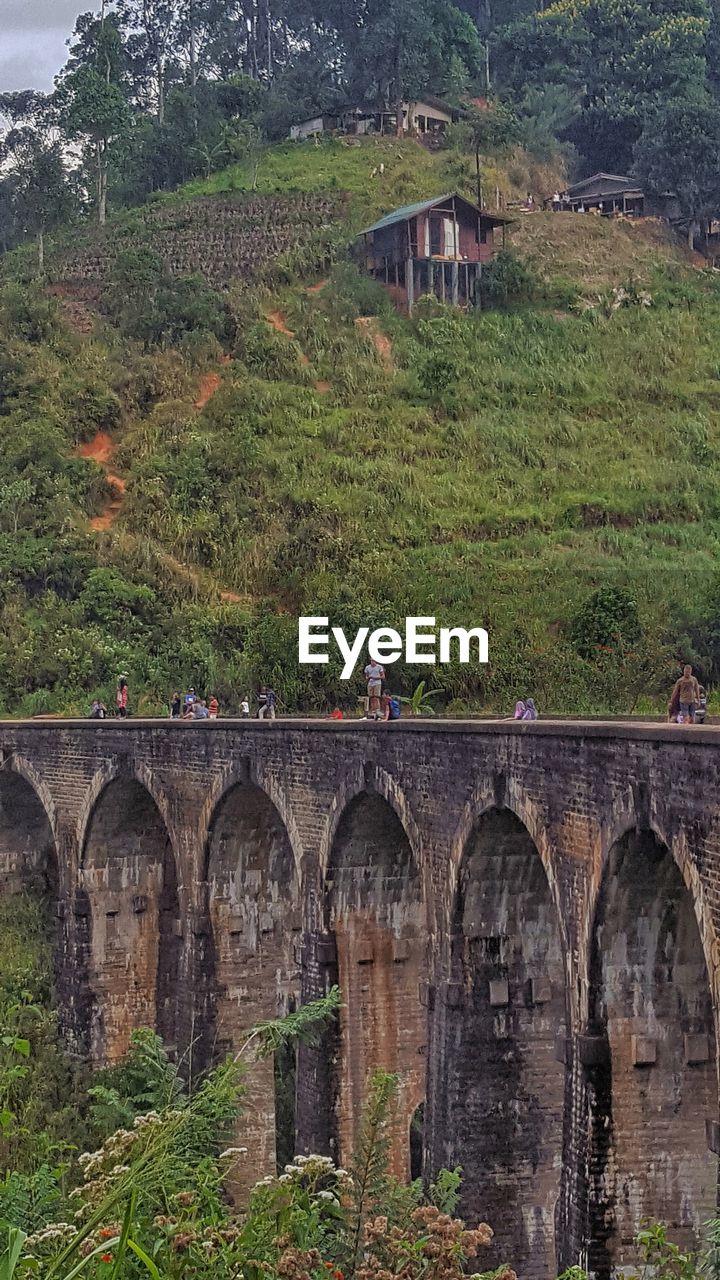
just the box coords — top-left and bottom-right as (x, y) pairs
(0, 718), (718, 1277)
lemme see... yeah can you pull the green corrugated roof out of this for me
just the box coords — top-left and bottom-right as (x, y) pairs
(359, 194), (457, 236)
(358, 192), (512, 236)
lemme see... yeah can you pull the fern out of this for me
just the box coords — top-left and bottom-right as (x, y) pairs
(346, 1070), (398, 1280)
(0, 1166), (62, 1233)
(240, 986), (342, 1060)
(429, 1166), (462, 1215)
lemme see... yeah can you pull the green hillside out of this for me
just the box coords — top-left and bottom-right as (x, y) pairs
(174, 135), (560, 229)
(1, 137), (718, 718)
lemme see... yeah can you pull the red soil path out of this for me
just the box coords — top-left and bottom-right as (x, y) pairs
(267, 309), (296, 338)
(76, 432), (126, 531)
(355, 315), (393, 369)
(265, 308), (328, 389)
(195, 371), (222, 409)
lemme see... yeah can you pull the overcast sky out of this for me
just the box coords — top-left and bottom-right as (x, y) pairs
(1, 0), (87, 93)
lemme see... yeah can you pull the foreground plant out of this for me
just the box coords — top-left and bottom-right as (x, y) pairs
(4, 990), (341, 1279)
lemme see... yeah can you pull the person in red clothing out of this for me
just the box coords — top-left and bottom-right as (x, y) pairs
(116, 676), (129, 718)
(208, 695), (219, 719)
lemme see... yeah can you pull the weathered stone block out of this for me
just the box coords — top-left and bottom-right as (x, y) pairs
(631, 1034), (656, 1067)
(392, 937), (410, 962)
(685, 1033), (710, 1064)
(489, 978), (509, 1007)
(317, 938), (337, 966)
(531, 977), (552, 1005)
(446, 981), (463, 1008)
(578, 1033), (610, 1067)
(554, 1033), (570, 1065)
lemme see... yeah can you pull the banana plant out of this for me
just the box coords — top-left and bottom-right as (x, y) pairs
(400, 681), (442, 717)
(0, 1226), (26, 1280)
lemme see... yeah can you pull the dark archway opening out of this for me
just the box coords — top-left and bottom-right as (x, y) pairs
(81, 778), (180, 1065)
(587, 829), (718, 1278)
(0, 771), (59, 987)
(205, 783), (300, 1192)
(410, 1102), (425, 1182)
(0, 772), (57, 900)
(443, 808), (566, 1280)
(275, 996), (297, 1173)
(325, 791), (426, 1181)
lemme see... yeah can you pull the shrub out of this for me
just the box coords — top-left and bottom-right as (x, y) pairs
(477, 250), (537, 309)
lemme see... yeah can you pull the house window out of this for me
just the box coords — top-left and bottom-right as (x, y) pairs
(477, 223), (489, 245)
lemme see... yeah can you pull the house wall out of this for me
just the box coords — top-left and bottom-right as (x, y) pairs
(407, 100), (453, 130)
(290, 117), (326, 141)
(414, 211), (496, 263)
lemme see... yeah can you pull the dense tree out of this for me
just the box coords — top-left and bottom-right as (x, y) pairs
(55, 15), (132, 224)
(490, 0), (711, 171)
(0, 92), (70, 268)
(3, 0), (720, 238)
(634, 98), (720, 247)
(115, 0), (185, 121)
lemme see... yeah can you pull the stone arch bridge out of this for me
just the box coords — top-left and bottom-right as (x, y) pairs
(1, 718), (719, 1279)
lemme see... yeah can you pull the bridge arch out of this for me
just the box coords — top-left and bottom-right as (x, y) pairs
(584, 823), (718, 1278)
(198, 761), (304, 887)
(323, 781), (427, 1180)
(0, 756), (58, 897)
(319, 763), (422, 883)
(79, 772), (181, 1065)
(0, 758), (60, 1012)
(203, 777), (301, 1193)
(437, 802), (567, 1280)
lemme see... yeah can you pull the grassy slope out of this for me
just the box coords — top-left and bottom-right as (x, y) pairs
(114, 194), (720, 709)
(3, 137), (719, 714)
(176, 135), (563, 229)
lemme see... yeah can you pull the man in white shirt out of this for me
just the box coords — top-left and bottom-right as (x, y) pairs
(364, 658), (385, 720)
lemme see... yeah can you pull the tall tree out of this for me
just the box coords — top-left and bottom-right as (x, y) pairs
(0, 92), (70, 269)
(634, 98), (720, 248)
(538, 0), (710, 170)
(0, 131), (70, 269)
(338, 0), (481, 132)
(115, 0), (185, 122)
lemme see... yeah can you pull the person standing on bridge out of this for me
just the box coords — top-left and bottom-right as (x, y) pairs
(671, 665), (701, 723)
(364, 656), (385, 720)
(257, 686), (276, 719)
(116, 676), (128, 718)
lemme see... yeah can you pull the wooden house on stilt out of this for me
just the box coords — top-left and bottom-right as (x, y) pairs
(356, 192), (512, 311)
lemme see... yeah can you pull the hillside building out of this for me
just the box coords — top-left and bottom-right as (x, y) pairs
(548, 172), (680, 220)
(289, 97), (458, 142)
(356, 192), (511, 311)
